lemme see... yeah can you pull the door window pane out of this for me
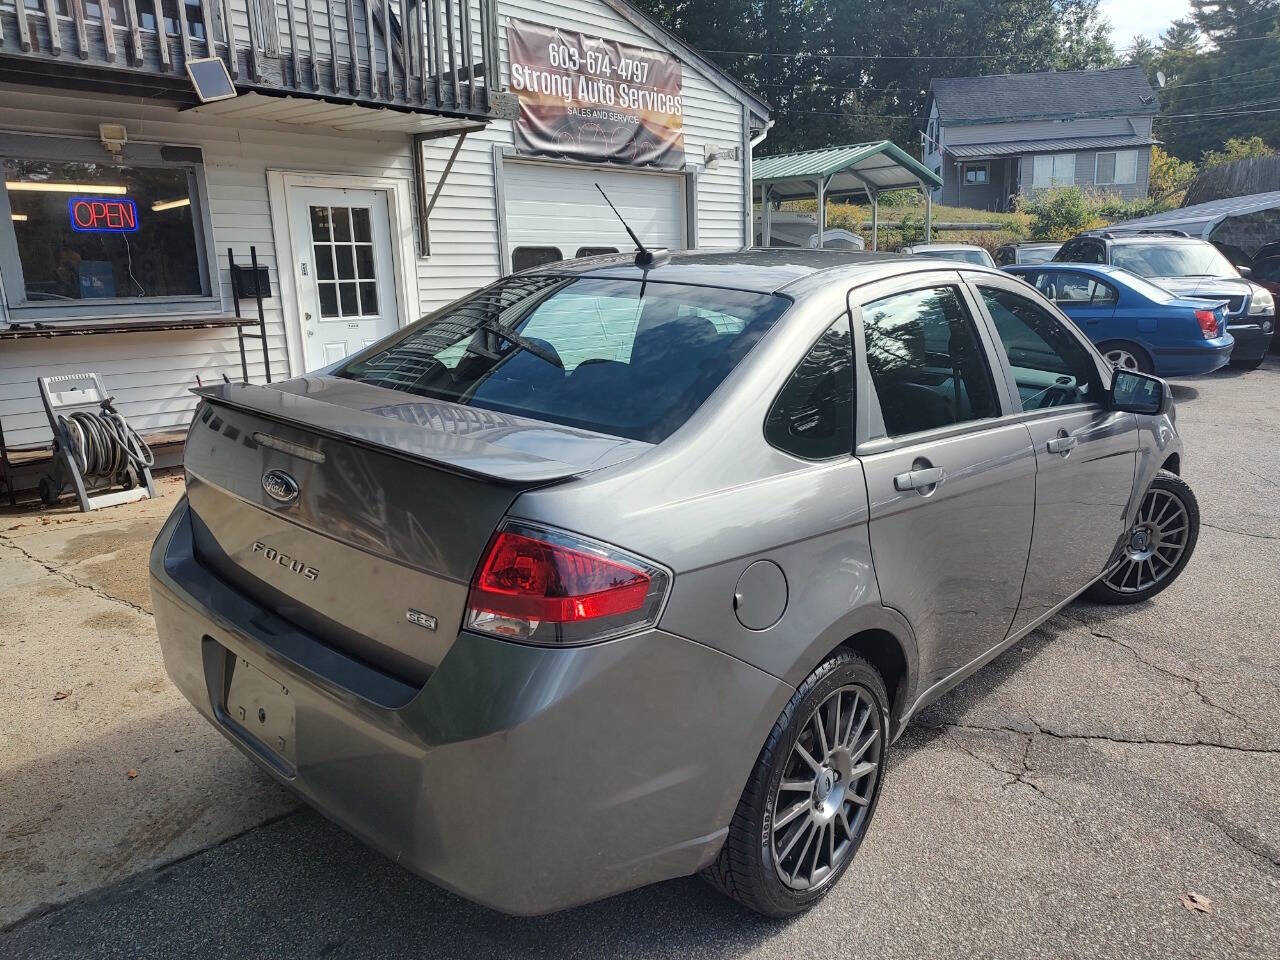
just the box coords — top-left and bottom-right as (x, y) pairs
(764, 317), (854, 460)
(977, 286), (1102, 410)
(309, 204), (377, 318)
(861, 286), (1000, 437)
(4, 158), (205, 302)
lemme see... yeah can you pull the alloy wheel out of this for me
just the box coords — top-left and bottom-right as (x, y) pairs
(1104, 487), (1190, 594)
(1104, 347), (1141, 372)
(770, 684), (882, 891)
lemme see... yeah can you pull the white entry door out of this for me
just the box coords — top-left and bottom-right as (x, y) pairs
(287, 186), (400, 371)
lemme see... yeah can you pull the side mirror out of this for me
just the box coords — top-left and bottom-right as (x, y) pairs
(1110, 369), (1168, 415)
(1238, 264), (1254, 278)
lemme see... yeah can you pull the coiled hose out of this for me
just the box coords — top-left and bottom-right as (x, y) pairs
(59, 401), (155, 481)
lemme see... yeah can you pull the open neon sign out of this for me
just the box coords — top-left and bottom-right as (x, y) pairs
(68, 196), (139, 233)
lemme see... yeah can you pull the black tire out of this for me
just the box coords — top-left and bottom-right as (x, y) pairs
(702, 649), (889, 917)
(38, 475), (60, 507)
(1084, 470), (1199, 605)
(1096, 340), (1153, 374)
(1228, 352), (1266, 372)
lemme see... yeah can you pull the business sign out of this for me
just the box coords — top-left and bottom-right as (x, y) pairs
(507, 19), (685, 169)
(68, 196), (139, 233)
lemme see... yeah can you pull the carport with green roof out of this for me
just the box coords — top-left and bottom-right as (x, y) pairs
(753, 141), (944, 250)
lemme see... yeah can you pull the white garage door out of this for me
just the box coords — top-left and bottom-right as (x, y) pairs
(502, 160), (686, 272)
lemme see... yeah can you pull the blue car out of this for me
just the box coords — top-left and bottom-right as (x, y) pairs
(1002, 262), (1234, 376)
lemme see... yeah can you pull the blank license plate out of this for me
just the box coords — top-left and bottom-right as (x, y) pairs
(225, 655), (296, 766)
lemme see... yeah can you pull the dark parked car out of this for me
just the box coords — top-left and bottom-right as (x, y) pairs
(1003, 262), (1233, 376)
(151, 250), (1196, 918)
(995, 242), (1061, 266)
(1055, 230), (1274, 370)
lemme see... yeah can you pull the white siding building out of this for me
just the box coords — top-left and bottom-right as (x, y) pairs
(0, 0), (768, 491)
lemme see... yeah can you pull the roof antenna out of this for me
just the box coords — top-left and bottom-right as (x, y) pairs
(596, 183), (669, 267)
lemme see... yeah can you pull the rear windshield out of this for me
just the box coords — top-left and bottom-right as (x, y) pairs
(1110, 242), (1239, 280)
(339, 275), (791, 443)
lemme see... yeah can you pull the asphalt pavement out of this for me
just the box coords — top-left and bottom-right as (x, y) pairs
(3, 359), (1278, 960)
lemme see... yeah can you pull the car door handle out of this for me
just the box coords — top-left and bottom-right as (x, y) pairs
(1046, 435), (1078, 454)
(893, 466), (945, 491)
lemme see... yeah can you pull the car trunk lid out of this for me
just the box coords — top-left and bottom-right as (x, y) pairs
(183, 379), (651, 684)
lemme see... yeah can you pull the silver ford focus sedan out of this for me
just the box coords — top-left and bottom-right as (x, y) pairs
(151, 249), (1198, 917)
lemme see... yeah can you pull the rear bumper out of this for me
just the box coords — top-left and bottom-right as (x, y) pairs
(1226, 322), (1272, 362)
(150, 499), (791, 915)
(1152, 339), (1233, 377)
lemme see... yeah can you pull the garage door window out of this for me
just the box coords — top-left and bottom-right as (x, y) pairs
(342, 275), (792, 443)
(576, 246), (619, 257)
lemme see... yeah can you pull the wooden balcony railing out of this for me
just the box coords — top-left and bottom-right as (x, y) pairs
(0, 0), (506, 119)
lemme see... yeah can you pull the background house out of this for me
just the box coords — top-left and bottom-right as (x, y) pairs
(922, 66), (1160, 210)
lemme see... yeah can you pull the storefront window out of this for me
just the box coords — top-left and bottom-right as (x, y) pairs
(4, 158), (206, 303)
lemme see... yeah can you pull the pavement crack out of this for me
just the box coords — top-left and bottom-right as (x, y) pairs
(1060, 612), (1264, 736)
(920, 718), (1280, 756)
(0, 536), (151, 617)
(1200, 520), (1280, 541)
(933, 723), (1064, 809)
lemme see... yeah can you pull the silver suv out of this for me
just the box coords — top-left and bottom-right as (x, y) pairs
(151, 250), (1198, 917)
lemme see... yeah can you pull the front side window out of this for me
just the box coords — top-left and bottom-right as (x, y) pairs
(341, 276), (791, 443)
(764, 317), (854, 460)
(861, 286), (1000, 437)
(1032, 152), (1076, 188)
(977, 286), (1101, 410)
(3, 155), (207, 306)
(1109, 241), (1239, 280)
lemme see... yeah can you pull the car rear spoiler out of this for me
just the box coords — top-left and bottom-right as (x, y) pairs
(192, 381), (649, 485)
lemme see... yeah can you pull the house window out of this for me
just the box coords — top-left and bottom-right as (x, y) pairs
(0, 137), (216, 320)
(1032, 153), (1076, 188)
(963, 163), (989, 186)
(1095, 150), (1138, 185)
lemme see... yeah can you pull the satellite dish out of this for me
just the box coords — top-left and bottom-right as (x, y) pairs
(1156, 70), (1167, 88)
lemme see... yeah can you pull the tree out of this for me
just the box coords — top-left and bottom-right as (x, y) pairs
(1147, 145), (1197, 205)
(633, 0), (1117, 154)
(1156, 2), (1280, 159)
(1200, 135), (1277, 167)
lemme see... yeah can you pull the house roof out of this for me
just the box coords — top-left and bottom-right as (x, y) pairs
(931, 66), (1159, 124)
(948, 133), (1159, 159)
(753, 140), (942, 201)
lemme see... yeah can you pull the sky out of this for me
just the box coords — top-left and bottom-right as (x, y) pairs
(1100, 0), (1191, 50)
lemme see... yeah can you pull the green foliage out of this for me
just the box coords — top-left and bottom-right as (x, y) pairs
(1148, 145), (1197, 205)
(1200, 135), (1277, 169)
(1019, 187), (1167, 240)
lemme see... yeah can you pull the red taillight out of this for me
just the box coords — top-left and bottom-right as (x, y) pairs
(465, 524), (668, 644)
(1195, 309), (1219, 339)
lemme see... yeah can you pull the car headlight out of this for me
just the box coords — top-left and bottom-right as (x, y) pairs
(1248, 288), (1275, 316)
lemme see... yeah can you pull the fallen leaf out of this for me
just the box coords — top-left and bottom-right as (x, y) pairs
(1180, 893), (1212, 914)
(126, 769), (138, 780)
(52, 689), (71, 701)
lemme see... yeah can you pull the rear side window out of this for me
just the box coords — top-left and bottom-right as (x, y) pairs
(764, 317), (854, 460)
(1058, 239), (1105, 264)
(977, 286), (1101, 410)
(340, 275), (790, 444)
(861, 286), (1000, 437)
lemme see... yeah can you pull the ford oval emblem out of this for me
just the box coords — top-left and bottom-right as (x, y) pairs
(261, 469), (300, 505)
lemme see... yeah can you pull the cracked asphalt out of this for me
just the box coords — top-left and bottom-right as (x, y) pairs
(2, 360), (1278, 959)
